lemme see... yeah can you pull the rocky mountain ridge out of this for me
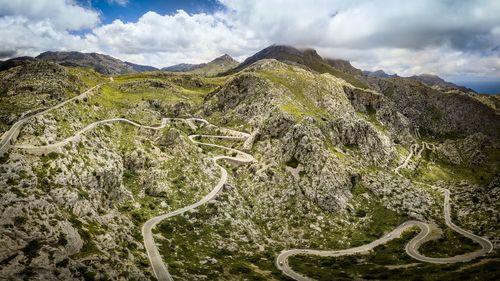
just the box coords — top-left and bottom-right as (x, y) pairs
(162, 54), (239, 76)
(36, 51), (158, 75)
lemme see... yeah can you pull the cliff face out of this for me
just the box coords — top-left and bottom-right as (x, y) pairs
(368, 76), (500, 140)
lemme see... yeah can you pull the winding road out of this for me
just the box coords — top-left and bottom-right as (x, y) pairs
(13, 118), (168, 154)
(276, 142), (494, 281)
(0, 85), (100, 156)
(142, 119), (254, 281)
(3, 79), (256, 280)
(11, 114), (255, 280)
(4, 82), (493, 281)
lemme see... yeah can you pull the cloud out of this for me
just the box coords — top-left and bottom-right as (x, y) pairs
(0, 0), (99, 57)
(89, 10), (264, 66)
(0, 15), (93, 57)
(0, 0), (100, 30)
(221, 0), (500, 51)
(216, 0), (500, 78)
(0, 0), (498, 79)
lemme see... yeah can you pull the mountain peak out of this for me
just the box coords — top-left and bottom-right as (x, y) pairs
(210, 54), (238, 65)
(162, 54), (238, 76)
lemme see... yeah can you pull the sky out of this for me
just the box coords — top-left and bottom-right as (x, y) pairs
(0, 0), (499, 92)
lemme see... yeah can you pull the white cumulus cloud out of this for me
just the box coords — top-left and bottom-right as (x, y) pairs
(0, 0), (499, 79)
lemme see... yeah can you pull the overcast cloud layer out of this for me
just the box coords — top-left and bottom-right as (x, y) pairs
(0, 0), (499, 80)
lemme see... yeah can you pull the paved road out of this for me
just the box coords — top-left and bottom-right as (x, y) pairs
(0, 84), (101, 156)
(8, 90), (492, 280)
(142, 118), (254, 281)
(11, 114), (255, 280)
(14, 118), (167, 154)
(276, 142), (493, 281)
(1, 82), (254, 280)
(394, 143), (417, 176)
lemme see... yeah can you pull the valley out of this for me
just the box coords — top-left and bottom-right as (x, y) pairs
(0, 46), (499, 281)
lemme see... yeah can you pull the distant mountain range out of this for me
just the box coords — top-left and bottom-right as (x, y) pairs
(162, 54), (239, 76)
(0, 51), (239, 77)
(36, 51), (159, 74)
(230, 44), (370, 88)
(0, 46), (487, 94)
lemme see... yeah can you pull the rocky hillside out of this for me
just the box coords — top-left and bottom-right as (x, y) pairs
(232, 45), (370, 89)
(162, 54), (239, 76)
(325, 58), (363, 76)
(363, 69), (398, 78)
(0, 46), (499, 280)
(0, 61), (95, 133)
(36, 51), (158, 75)
(366, 75), (500, 140)
(0, 56), (38, 72)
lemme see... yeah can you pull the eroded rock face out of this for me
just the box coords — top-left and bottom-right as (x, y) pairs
(0, 122), (147, 280)
(343, 86), (413, 145)
(328, 117), (394, 165)
(168, 101), (193, 117)
(362, 171), (439, 221)
(281, 117), (353, 211)
(260, 111), (295, 139)
(434, 133), (492, 166)
(203, 72), (279, 126)
(158, 128), (181, 146)
(369, 77), (500, 140)
(125, 149), (147, 172)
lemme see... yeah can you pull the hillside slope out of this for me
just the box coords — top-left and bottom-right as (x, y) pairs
(163, 54), (239, 76)
(36, 51), (157, 75)
(232, 45), (369, 89)
(0, 61), (93, 133)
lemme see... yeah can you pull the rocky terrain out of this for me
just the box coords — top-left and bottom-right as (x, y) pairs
(0, 45), (498, 280)
(0, 61), (104, 134)
(163, 54), (239, 76)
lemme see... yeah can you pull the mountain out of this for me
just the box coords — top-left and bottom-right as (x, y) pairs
(0, 60), (95, 133)
(232, 44), (370, 88)
(36, 51), (157, 75)
(0, 56), (38, 71)
(162, 54), (239, 76)
(1, 46), (499, 281)
(124, 61), (159, 72)
(325, 58), (363, 76)
(363, 69), (399, 78)
(408, 74), (474, 93)
(162, 63), (199, 72)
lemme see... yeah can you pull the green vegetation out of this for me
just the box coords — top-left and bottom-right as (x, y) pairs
(154, 164), (408, 280)
(257, 67), (331, 121)
(67, 67), (108, 88)
(285, 156), (300, 168)
(411, 157), (496, 186)
(347, 183), (407, 244)
(289, 229), (500, 281)
(419, 227), (481, 258)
